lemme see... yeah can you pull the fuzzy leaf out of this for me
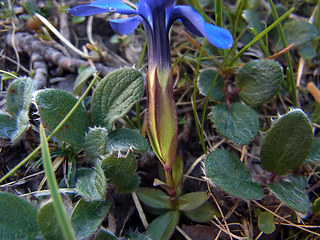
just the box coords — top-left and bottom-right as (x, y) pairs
(183, 201), (219, 223)
(6, 77), (36, 117)
(298, 45), (317, 59)
(235, 60), (283, 107)
(10, 109), (30, 142)
(36, 89), (90, 147)
(85, 127), (108, 161)
(96, 228), (118, 240)
(76, 165), (107, 201)
(177, 192), (209, 211)
(101, 152), (136, 188)
(106, 128), (149, 153)
(71, 198), (111, 239)
(37, 201), (64, 240)
(209, 102), (259, 145)
(268, 180), (310, 213)
(198, 69), (224, 101)
(136, 188), (173, 209)
(0, 192), (39, 240)
(91, 68), (144, 129)
(122, 231), (151, 240)
(0, 112), (16, 139)
(205, 149), (264, 199)
(74, 67), (96, 95)
(146, 211), (180, 240)
(284, 19), (319, 47)
(260, 109), (313, 175)
(305, 138), (320, 164)
(117, 174), (141, 194)
(243, 9), (263, 33)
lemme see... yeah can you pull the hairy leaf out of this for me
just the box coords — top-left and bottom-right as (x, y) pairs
(71, 198), (111, 239)
(91, 68), (144, 129)
(106, 128), (149, 153)
(206, 149), (264, 199)
(76, 165), (107, 201)
(268, 180), (310, 213)
(260, 109), (313, 174)
(235, 60), (283, 107)
(209, 102), (259, 145)
(0, 192), (39, 240)
(36, 89), (90, 147)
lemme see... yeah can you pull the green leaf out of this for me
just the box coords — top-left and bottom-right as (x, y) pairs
(254, 208), (276, 234)
(0, 111), (16, 139)
(3, 77), (35, 142)
(117, 173), (141, 194)
(235, 60), (283, 107)
(37, 201), (64, 240)
(10, 109), (30, 142)
(243, 9), (263, 33)
(71, 198), (111, 239)
(177, 192), (209, 211)
(101, 152), (136, 188)
(298, 45), (317, 59)
(136, 188), (173, 209)
(76, 165), (107, 201)
(305, 138), (320, 164)
(145, 210), (180, 240)
(260, 109), (313, 175)
(74, 67), (96, 95)
(287, 175), (307, 190)
(283, 19), (319, 47)
(268, 180), (310, 213)
(96, 228), (118, 240)
(0, 192), (39, 240)
(91, 68), (144, 129)
(36, 89), (90, 147)
(85, 127), (108, 161)
(209, 102), (259, 145)
(205, 149), (264, 200)
(183, 201), (220, 223)
(106, 128), (149, 153)
(6, 77), (36, 117)
(312, 197), (320, 215)
(123, 231), (151, 240)
(198, 69), (225, 101)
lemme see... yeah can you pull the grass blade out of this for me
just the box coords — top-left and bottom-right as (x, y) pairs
(229, 7), (295, 66)
(40, 124), (76, 240)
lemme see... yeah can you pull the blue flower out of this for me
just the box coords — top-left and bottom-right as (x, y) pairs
(69, 0), (233, 173)
(68, 0), (233, 50)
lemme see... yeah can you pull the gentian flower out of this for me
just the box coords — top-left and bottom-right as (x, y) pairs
(69, 0), (233, 188)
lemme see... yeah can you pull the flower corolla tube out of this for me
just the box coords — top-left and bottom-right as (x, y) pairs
(69, 0), (233, 185)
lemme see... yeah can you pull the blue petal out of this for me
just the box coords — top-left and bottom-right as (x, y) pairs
(141, 0), (175, 10)
(204, 24), (233, 49)
(109, 16), (141, 35)
(169, 5), (233, 49)
(168, 6), (205, 37)
(137, 0), (153, 28)
(68, 0), (137, 16)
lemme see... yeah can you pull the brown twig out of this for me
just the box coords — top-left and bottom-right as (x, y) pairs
(6, 32), (116, 88)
